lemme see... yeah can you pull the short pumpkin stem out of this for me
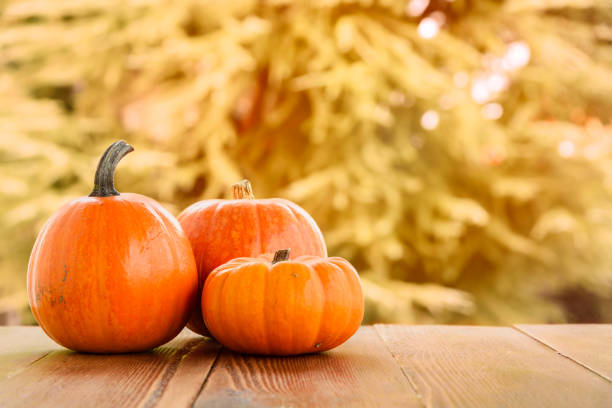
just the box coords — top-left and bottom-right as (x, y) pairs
(272, 249), (291, 264)
(232, 179), (255, 200)
(89, 140), (134, 197)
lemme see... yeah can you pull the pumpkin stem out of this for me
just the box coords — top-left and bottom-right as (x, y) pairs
(272, 249), (291, 264)
(89, 140), (134, 197)
(232, 179), (255, 200)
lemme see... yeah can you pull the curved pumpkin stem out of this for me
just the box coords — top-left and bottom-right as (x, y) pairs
(89, 140), (134, 197)
(232, 179), (255, 200)
(272, 249), (290, 264)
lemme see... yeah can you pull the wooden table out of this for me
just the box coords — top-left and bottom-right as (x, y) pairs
(0, 325), (610, 407)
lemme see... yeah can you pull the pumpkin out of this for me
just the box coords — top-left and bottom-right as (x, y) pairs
(27, 141), (198, 353)
(202, 249), (363, 355)
(178, 180), (327, 336)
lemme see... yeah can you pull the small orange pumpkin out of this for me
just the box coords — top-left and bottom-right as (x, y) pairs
(202, 249), (364, 355)
(178, 180), (327, 336)
(27, 141), (198, 353)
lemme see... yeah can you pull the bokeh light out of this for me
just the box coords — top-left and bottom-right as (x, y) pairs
(502, 41), (531, 71)
(481, 103), (503, 120)
(486, 73), (509, 93)
(558, 140), (576, 158)
(471, 79), (491, 104)
(420, 110), (440, 130)
(418, 17), (440, 39)
(405, 0), (430, 17)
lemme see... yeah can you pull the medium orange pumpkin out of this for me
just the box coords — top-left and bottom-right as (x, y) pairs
(202, 249), (363, 355)
(178, 180), (327, 336)
(27, 141), (198, 353)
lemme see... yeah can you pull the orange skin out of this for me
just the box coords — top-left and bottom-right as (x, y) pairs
(202, 254), (364, 355)
(27, 193), (198, 353)
(178, 185), (327, 336)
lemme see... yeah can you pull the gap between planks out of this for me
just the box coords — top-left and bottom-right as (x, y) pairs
(186, 343), (223, 408)
(374, 324), (612, 408)
(513, 324), (612, 383)
(141, 332), (222, 408)
(142, 337), (220, 408)
(373, 324), (427, 408)
(0, 326), (63, 381)
(3, 349), (55, 380)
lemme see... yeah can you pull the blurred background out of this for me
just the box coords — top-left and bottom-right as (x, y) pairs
(2, 0), (612, 326)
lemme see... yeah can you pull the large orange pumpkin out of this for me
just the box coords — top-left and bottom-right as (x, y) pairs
(27, 141), (198, 353)
(178, 180), (327, 336)
(202, 249), (364, 355)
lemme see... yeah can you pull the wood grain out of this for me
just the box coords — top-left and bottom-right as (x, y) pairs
(194, 326), (420, 408)
(375, 324), (612, 408)
(516, 324), (612, 381)
(150, 335), (221, 408)
(0, 326), (62, 381)
(0, 328), (220, 408)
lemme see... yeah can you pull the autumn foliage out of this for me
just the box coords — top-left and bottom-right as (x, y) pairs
(2, 0), (612, 324)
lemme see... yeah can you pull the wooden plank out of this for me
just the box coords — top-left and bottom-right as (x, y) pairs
(194, 326), (420, 408)
(0, 328), (220, 408)
(515, 324), (612, 381)
(149, 333), (221, 408)
(0, 326), (62, 381)
(375, 324), (612, 408)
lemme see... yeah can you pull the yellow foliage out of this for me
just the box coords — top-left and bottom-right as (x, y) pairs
(1, 0), (612, 324)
